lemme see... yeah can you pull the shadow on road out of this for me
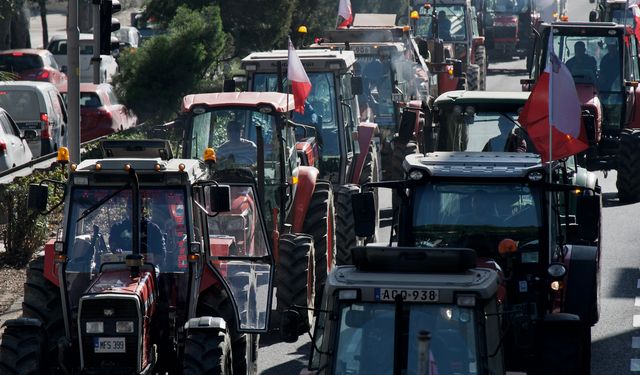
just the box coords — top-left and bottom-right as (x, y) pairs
(602, 192), (631, 208)
(604, 267), (640, 299)
(591, 328), (637, 374)
(487, 67), (528, 76)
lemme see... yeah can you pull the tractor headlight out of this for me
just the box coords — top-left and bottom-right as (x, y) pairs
(86, 321), (104, 334)
(116, 321), (135, 333)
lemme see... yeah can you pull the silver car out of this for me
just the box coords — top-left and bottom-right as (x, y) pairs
(0, 107), (34, 172)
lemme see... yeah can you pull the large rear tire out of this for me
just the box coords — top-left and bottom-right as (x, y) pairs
(0, 323), (47, 375)
(466, 64), (481, 91)
(21, 256), (64, 369)
(303, 181), (335, 307)
(474, 46), (487, 90)
(616, 128), (640, 202)
(334, 184), (360, 265)
(183, 328), (232, 375)
(276, 234), (315, 333)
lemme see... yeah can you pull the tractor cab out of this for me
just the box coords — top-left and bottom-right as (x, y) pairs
(9, 141), (274, 374)
(355, 152), (600, 373)
(590, 0), (640, 24)
(411, 0), (487, 91)
(283, 246), (505, 375)
(526, 22), (640, 201)
(241, 49), (378, 187)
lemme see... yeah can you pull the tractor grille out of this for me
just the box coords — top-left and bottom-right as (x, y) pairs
(79, 297), (141, 371)
(494, 26), (517, 39)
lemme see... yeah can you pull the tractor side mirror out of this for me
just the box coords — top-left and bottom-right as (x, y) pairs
(28, 184), (49, 213)
(351, 192), (376, 238)
(223, 79), (236, 92)
(446, 58), (464, 77)
(351, 76), (364, 96)
(575, 194), (600, 243)
(588, 10), (597, 21)
(280, 309), (302, 343)
(205, 185), (231, 213)
(433, 39), (445, 64)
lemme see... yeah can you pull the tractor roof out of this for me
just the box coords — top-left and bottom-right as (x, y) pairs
(415, 0), (471, 7)
(541, 22), (625, 35)
(181, 92), (295, 113)
(403, 151), (544, 178)
(241, 49), (357, 72)
(310, 40), (406, 55)
(352, 13), (398, 27)
(434, 90), (530, 106)
(327, 247), (498, 301)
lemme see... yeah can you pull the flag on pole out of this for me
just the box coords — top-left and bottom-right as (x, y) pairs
(519, 33), (588, 162)
(287, 38), (312, 114)
(628, 2), (640, 42)
(337, 0), (353, 28)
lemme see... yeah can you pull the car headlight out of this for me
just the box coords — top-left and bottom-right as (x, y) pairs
(116, 321), (135, 333)
(86, 321), (104, 334)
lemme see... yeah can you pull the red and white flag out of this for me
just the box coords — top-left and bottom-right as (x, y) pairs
(628, 3), (640, 42)
(519, 33), (588, 162)
(337, 0), (353, 28)
(287, 38), (312, 114)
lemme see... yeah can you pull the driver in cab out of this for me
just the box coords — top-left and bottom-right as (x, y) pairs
(216, 120), (257, 164)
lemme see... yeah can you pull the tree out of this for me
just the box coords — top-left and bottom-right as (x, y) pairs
(36, 0), (48, 47)
(290, 0), (335, 47)
(113, 5), (226, 123)
(0, 0), (31, 50)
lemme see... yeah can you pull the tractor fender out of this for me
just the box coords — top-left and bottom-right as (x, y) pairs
(351, 122), (377, 184)
(43, 239), (59, 286)
(2, 317), (43, 329)
(576, 84), (602, 141)
(563, 244), (599, 326)
(290, 166), (319, 233)
(631, 86), (640, 129)
(184, 316), (226, 331)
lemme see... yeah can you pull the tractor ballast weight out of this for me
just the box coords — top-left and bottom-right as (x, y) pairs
(1, 141), (275, 375)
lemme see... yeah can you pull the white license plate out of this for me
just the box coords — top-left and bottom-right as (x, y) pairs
(375, 288), (439, 302)
(94, 337), (126, 353)
(353, 46), (372, 54)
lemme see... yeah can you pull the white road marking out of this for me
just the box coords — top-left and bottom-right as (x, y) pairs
(633, 337), (640, 349)
(636, 279), (640, 289)
(636, 297), (640, 307)
(631, 359), (640, 371)
(633, 315), (640, 328)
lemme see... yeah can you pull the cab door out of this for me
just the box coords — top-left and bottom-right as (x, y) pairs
(203, 182), (274, 332)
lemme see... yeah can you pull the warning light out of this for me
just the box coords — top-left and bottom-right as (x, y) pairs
(298, 25), (308, 34)
(411, 10), (420, 19)
(57, 147), (69, 164)
(560, 15), (569, 21)
(204, 148), (216, 163)
(498, 238), (518, 255)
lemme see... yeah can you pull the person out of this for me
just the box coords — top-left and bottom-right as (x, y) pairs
(598, 40), (621, 92)
(457, 190), (500, 225)
(108, 214), (167, 263)
(216, 120), (257, 164)
(565, 41), (597, 80)
(436, 11), (452, 40)
(292, 100), (323, 146)
(482, 116), (527, 152)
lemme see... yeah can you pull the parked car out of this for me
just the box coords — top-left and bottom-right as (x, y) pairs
(0, 81), (67, 157)
(0, 107), (34, 171)
(46, 33), (118, 83)
(57, 82), (137, 142)
(113, 26), (141, 49)
(0, 49), (68, 85)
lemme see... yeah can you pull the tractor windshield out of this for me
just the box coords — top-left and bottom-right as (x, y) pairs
(411, 182), (543, 258)
(436, 107), (533, 152)
(550, 34), (623, 128)
(357, 56), (396, 126)
(415, 5), (467, 41)
(334, 302), (479, 375)
(253, 72), (340, 159)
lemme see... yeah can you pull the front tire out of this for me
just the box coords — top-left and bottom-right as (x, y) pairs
(0, 322), (47, 375)
(334, 184), (360, 265)
(616, 128), (640, 202)
(183, 328), (232, 375)
(466, 64), (481, 91)
(474, 45), (487, 90)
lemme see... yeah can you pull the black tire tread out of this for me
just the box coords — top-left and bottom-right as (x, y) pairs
(0, 325), (45, 375)
(183, 329), (231, 375)
(475, 46), (487, 91)
(334, 184), (360, 265)
(466, 64), (480, 91)
(616, 128), (640, 202)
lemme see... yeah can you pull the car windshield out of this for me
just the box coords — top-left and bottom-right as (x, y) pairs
(0, 54), (44, 73)
(437, 108), (533, 152)
(0, 90), (40, 122)
(253, 72), (340, 158)
(412, 182), (542, 257)
(334, 302), (478, 375)
(66, 187), (189, 275)
(415, 5), (467, 41)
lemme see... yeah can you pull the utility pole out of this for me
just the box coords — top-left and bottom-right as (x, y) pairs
(68, 0), (80, 163)
(92, 0), (101, 84)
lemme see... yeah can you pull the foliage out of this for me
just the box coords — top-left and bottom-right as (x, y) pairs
(112, 5), (226, 124)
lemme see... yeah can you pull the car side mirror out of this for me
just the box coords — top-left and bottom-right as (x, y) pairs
(280, 309), (302, 343)
(351, 192), (376, 238)
(22, 130), (37, 141)
(205, 185), (231, 213)
(351, 76), (364, 96)
(575, 194), (600, 243)
(28, 184), (49, 213)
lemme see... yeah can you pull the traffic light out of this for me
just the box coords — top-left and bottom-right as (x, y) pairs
(99, 0), (121, 55)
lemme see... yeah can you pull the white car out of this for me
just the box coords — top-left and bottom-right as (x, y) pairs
(113, 26), (141, 49)
(0, 107), (34, 172)
(46, 33), (118, 83)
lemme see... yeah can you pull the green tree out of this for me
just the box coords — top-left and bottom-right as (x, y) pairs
(290, 0), (336, 46)
(113, 5), (226, 123)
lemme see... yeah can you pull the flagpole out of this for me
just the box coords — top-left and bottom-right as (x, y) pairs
(548, 26), (554, 262)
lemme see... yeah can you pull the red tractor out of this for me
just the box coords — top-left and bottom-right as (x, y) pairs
(0, 140), (274, 374)
(482, 0), (541, 59)
(177, 92), (335, 330)
(240, 50), (381, 264)
(524, 22), (640, 202)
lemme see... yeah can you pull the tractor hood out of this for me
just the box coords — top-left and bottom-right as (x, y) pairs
(85, 268), (157, 306)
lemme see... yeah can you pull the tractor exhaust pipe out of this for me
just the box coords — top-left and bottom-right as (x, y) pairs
(126, 167), (144, 278)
